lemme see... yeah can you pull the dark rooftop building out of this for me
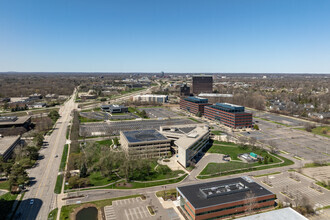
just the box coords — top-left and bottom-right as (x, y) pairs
(177, 176), (275, 220)
(192, 75), (213, 94)
(180, 97), (212, 115)
(101, 104), (128, 113)
(180, 84), (191, 97)
(122, 129), (168, 143)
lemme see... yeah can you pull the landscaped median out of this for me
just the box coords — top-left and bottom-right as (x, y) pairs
(59, 194), (142, 219)
(54, 144), (69, 194)
(197, 141), (294, 179)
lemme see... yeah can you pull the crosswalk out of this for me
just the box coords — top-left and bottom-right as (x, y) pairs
(124, 206), (151, 220)
(104, 205), (117, 220)
(112, 197), (141, 206)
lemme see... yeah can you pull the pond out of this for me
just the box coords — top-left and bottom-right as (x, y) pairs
(76, 207), (98, 220)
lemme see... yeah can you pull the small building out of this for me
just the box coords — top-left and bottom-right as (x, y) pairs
(133, 94), (168, 103)
(29, 93), (43, 100)
(101, 104), (128, 113)
(177, 176), (276, 220)
(204, 103), (253, 129)
(28, 102), (47, 109)
(0, 116), (31, 128)
(180, 97), (212, 115)
(0, 135), (22, 161)
(120, 129), (171, 158)
(308, 112), (330, 120)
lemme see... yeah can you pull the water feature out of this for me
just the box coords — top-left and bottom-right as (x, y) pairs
(76, 207), (98, 220)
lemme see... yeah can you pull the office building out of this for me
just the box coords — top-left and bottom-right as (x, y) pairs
(180, 84), (191, 97)
(204, 103), (252, 129)
(0, 135), (22, 161)
(198, 93), (233, 103)
(120, 129), (171, 158)
(180, 97), (212, 115)
(192, 76), (213, 94)
(0, 116), (31, 129)
(177, 176), (276, 220)
(133, 94), (168, 103)
(101, 104), (128, 113)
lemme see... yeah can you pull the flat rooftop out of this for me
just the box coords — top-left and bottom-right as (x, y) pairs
(0, 116), (31, 126)
(237, 207), (308, 220)
(122, 129), (168, 143)
(177, 176), (274, 209)
(183, 96), (208, 103)
(0, 136), (20, 155)
(174, 125), (209, 149)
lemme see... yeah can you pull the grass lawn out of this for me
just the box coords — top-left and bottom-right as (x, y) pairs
(254, 116), (291, 127)
(96, 139), (113, 146)
(54, 175), (63, 194)
(198, 154), (293, 179)
(59, 145), (69, 172)
(211, 130), (222, 135)
(0, 180), (10, 190)
(60, 194), (141, 219)
(78, 116), (103, 123)
(303, 162), (330, 168)
(207, 141), (269, 161)
(311, 126), (330, 138)
(48, 208), (58, 220)
(156, 188), (177, 198)
(88, 172), (119, 187)
(120, 87), (145, 95)
(188, 117), (202, 123)
(316, 181), (330, 190)
(66, 125), (70, 139)
(254, 172), (281, 177)
(0, 192), (18, 219)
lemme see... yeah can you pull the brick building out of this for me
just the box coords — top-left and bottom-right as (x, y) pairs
(192, 75), (213, 94)
(180, 97), (212, 115)
(204, 103), (252, 129)
(177, 177), (276, 220)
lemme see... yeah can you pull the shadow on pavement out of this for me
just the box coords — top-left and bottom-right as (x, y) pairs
(14, 198), (43, 220)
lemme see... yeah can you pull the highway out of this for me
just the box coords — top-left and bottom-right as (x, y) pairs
(14, 91), (77, 220)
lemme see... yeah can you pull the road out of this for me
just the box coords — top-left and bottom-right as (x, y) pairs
(14, 91), (77, 220)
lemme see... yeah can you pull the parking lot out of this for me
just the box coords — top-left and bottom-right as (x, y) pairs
(254, 172), (330, 207)
(79, 118), (197, 137)
(103, 195), (180, 220)
(80, 111), (109, 120)
(139, 108), (180, 119)
(241, 119), (330, 162)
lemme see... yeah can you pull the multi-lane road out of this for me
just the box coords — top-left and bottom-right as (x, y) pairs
(14, 91), (77, 220)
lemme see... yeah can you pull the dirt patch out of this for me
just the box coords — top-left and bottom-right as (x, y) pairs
(70, 203), (102, 220)
(302, 166), (330, 183)
(116, 182), (133, 188)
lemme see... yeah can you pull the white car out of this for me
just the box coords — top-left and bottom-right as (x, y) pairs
(30, 199), (34, 205)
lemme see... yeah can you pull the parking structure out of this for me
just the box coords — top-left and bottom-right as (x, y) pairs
(139, 107), (180, 119)
(79, 118), (197, 137)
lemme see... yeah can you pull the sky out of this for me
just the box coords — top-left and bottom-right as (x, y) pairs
(0, 0), (330, 73)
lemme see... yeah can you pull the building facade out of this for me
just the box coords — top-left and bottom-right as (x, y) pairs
(120, 130), (171, 158)
(101, 104), (128, 113)
(133, 94), (168, 103)
(177, 177), (276, 220)
(192, 76), (213, 94)
(0, 135), (22, 161)
(180, 97), (212, 115)
(204, 103), (252, 129)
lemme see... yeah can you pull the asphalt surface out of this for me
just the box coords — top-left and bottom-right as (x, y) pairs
(14, 92), (77, 220)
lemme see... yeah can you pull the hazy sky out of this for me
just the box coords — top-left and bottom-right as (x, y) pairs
(1, 0), (330, 73)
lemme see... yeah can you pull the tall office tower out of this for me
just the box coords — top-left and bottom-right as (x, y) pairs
(192, 75), (213, 94)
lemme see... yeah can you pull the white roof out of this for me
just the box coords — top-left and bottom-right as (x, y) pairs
(175, 126), (209, 150)
(134, 94), (167, 98)
(237, 207), (308, 220)
(199, 93), (233, 97)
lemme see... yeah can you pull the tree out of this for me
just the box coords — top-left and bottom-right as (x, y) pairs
(196, 111), (202, 117)
(244, 191), (257, 214)
(48, 110), (60, 122)
(253, 124), (259, 130)
(33, 133), (44, 147)
(269, 157), (273, 163)
(8, 163), (29, 190)
(80, 163), (88, 178)
(27, 146), (39, 161)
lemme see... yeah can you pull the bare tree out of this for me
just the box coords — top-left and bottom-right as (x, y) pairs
(244, 191), (257, 214)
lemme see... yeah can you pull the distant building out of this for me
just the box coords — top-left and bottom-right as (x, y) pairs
(28, 102), (47, 109)
(120, 129), (171, 158)
(133, 94), (168, 103)
(29, 93), (43, 100)
(180, 84), (191, 97)
(101, 104), (128, 113)
(204, 103), (252, 129)
(0, 116), (31, 129)
(192, 75), (213, 94)
(160, 124), (210, 167)
(198, 93), (233, 103)
(177, 176), (276, 220)
(180, 97), (212, 115)
(308, 112), (330, 119)
(0, 135), (22, 161)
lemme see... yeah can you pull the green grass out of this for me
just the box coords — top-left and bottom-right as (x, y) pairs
(60, 194), (141, 219)
(207, 141), (268, 161)
(78, 116), (103, 123)
(66, 125), (70, 139)
(156, 188), (177, 198)
(48, 208), (58, 220)
(198, 154), (293, 179)
(311, 126), (330, 138)
(254, 172), (281, 177)
(316, 181), (330, 190)
(87, 172), (119, 187)
(96, 139), (113, 146)
(188, 117), (202, 123)
(254, 116), (291, 127)
(54, 174), (63, 194)
(59, 144), (69, 172)
(211, 130), (222, 135)
(0, 180), (10, 190)
(303, 162), (330, 168)
(0, 193), (18, 219)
